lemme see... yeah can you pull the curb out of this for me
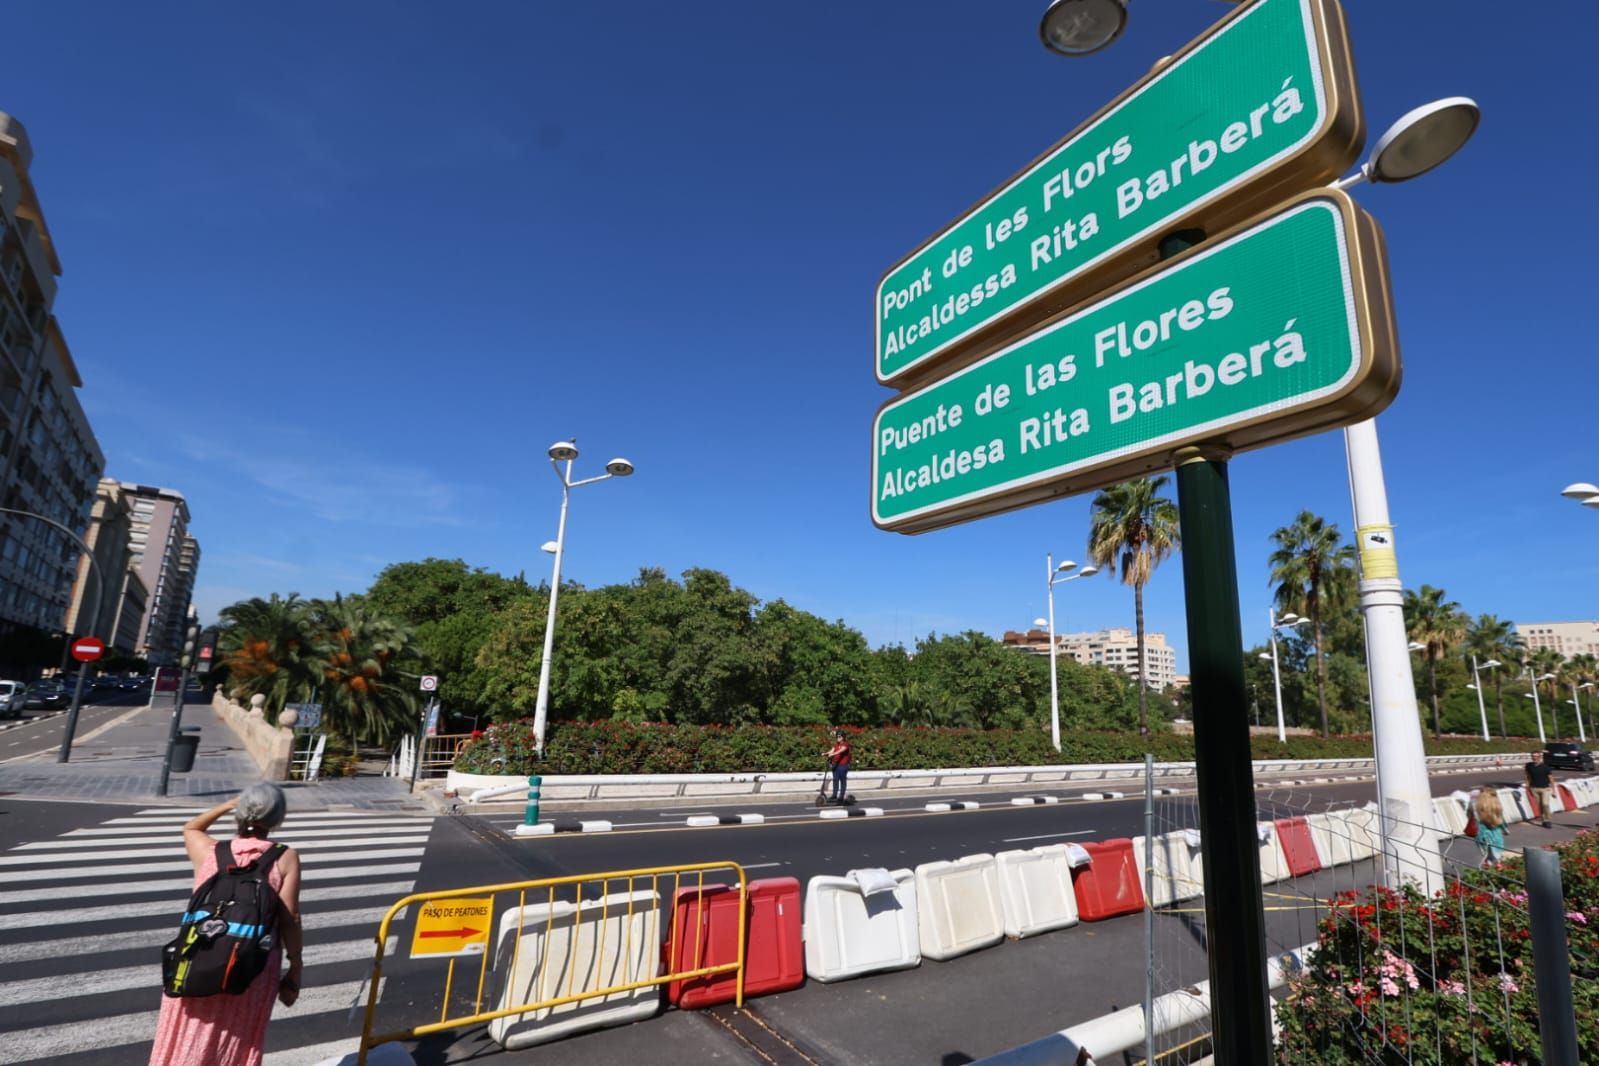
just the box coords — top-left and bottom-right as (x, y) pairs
(1009, 795), (1060, 806)
(819, 807), (884, 820)
(1080, 791), (1125, 801)
(514, 819), (613, 836)
(686, 813), (766, 827)
(0, 710), (66, 732)
(925, 800), (981, 812)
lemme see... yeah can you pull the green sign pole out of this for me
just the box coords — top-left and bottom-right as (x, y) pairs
(1160, 229), (1271, 1065)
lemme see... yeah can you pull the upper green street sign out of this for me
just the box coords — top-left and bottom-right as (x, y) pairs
(870, 191), (1398, 533)
(875, 0), (1362, 388)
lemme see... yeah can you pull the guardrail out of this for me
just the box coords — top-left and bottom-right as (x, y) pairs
(356, 861), (748, 1064)
(449, 751), (1527, 803)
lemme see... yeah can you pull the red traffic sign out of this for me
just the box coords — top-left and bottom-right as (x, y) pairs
(70, 637), (106, 662)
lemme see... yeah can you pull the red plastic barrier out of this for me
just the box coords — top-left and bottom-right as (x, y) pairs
(1070, 838), (1145, 922)
(665, 877), (803, 1009)
(1274, 816), (1321, 877)
(1560, 784), (1579, 812)
(1527, 789), (1541, 818)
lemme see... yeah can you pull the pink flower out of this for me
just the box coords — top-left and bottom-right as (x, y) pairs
(1380, 976), (1401, 997)
(1498, 972), (1520, 994)
(1567, 911), (1588, 924)
(1439, 980), (1466, 997)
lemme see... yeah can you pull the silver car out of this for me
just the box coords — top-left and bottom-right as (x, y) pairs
(0, 680), (22, 719)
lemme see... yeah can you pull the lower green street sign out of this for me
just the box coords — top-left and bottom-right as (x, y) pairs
(871, 190), (1397, 533)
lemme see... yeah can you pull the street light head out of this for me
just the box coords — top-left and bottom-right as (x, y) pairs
(1366, 97), (1480, 184)
(1561, 482), (1599, 499)
(604, 457), (635, 477)
(1279, 612), (1300, 625)
(1039, 0), (1128, 57)
(1056, 560), (1078, 573)
(1033, 618), (1049, 629)
(1466, 683), (1478, 691)
(1407, 642), (1426, 652)
(548, 440), (579, 462)
(1078, 565), (1099, 578)
(1539, 672), (1557, 681)
(540, 540), (559, 554)
(1482, 659), (1502, 669)
(1258, 653), (1272, 661)
(1584, 495), (1599, 509)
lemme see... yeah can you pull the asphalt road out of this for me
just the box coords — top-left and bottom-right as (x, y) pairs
(0, 686), (163, 763)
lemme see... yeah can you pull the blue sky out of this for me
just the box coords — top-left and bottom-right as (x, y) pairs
(8, 1), (1595, 669)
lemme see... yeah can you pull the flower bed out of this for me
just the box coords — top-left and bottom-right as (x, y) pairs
(451, 719), (1530, 776)
(1276, 830), (1599, 1063)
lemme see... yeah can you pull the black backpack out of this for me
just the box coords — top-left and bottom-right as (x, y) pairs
(161, 841), (287, 997)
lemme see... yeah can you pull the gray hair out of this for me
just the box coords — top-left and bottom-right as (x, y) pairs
(234, 783), (287, 836)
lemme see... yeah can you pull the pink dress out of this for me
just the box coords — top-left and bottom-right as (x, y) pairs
(149, 837), (291, 1066)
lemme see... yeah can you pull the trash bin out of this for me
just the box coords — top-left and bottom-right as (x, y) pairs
(170, 733), (200, 773)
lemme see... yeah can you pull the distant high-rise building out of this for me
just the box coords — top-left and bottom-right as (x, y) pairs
(1003, 625), (1180, 691)
(117, 483), (198, 665)
(0, 112), (105, 642)
(65, 478), (158, 654)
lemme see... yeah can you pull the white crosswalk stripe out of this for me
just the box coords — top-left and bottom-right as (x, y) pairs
(0, 808), (430, 1065)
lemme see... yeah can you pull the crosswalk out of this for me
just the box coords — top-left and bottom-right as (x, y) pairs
(0, 807), (434, 1065)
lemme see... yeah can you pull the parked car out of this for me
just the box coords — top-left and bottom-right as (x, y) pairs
(1544, 742), (1596, 772)
(0, 680), (22, 718)
(24, 683), (67, 710)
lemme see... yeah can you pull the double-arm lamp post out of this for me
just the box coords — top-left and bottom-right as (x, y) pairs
(1034, 555), (1098, 753)
(531, 440), (634, 760)
(1257, 609), (1307, 743)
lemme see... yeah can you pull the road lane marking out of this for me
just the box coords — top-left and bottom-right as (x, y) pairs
(0, 880), (417, 930)
(0, 904), (394, 963)
(0, 863), (422, 905)
(0, 848), (425, 882)
(1000, 830), (1097, 843)
(0, 835), (429, 864)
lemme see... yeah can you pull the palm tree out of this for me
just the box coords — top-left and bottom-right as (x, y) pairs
(312, 595), (424, 749)
(217, 594), (327, 713)
(1267, 511), (1356, 738)
(1464, 614), (1517, 736)
(1087, 476), (1181, 736)
(1403, 585), (1466, 738)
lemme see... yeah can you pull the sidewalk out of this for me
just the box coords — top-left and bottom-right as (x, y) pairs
(0, 695), (433, 812)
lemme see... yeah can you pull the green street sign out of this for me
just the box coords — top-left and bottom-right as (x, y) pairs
(871, 191), (1397, 533)
(875, 0), (1362, 388)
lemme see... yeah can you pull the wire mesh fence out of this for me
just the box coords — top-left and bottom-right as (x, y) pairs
(1134, 767), (1599, 1065)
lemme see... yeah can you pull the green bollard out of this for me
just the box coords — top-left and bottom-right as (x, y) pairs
(523, 774), (542, 827)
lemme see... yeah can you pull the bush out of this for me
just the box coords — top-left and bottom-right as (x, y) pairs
(1276, 830), (1599, 1064)
(452, 720), (1533, 776)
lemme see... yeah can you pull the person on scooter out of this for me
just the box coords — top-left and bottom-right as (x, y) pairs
(826, 730), (852, 805)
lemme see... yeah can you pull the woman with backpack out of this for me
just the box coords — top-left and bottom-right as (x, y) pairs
(150, 783), (303, 1066)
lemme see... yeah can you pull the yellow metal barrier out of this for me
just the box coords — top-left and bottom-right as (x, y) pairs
(357, 861), (748, 1064)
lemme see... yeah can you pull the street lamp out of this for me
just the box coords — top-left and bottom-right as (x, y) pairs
(530, 440), (634, 759)
(1264, 609), (1307, 743)
(1037, 554), (1098, 752)
(1523, 668), (1554, 745)
(1470, 656), (1501, 741)
(1577, 682), (1596, 743)
(1560, 482), (1599, 509)
(1038, 0), (1127, 57)
(0, 505), (106, 763)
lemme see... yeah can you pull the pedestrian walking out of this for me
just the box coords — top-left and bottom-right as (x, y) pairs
(825, 730), (852, 805)
(150, 784), (303, 1066)
(1524, 751), (1558, 828)
(1472, 787), (1507, 864)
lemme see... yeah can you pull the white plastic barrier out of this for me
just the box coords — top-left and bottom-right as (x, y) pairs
(1132, 831), (1202, 907)
(489, 888), (660, 1050)
(1502, 786), (1531, 824)
(995, 845), (1080, 938)
(1256, 822), (1290, 885)
(1307, 810), (1357, 868)
(1340, 806), (1380, 861)
(803, 869), (920, 982)
(1574, 778), (1599, 807)
(1432, 795), (1469, 837)
(915, 854), (1005, 961)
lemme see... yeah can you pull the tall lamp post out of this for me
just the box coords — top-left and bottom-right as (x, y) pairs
(1469, 656), (1502, 741)
(0, 505), (105, 763)
(1577, 682), (1595, 743)
(1334, 98), (1479, 895)
(1524, 667), (1551, 745)
(531, 440), (634, 760)
(1262, 609), (1307, 743)
(1034, 555), (1098, 753)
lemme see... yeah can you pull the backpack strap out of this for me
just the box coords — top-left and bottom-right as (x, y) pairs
(254, 842), (288, 879)
(217, 840), (288, 876)
(214, 840), (235, 872)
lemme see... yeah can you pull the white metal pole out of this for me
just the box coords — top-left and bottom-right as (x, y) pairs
(1046, 554), (1061, 753)
(1472, 656), (1490, 742)
(1577, 685), (1590, 744)
(1528, 668), (1547, 745)
(1344, 418), (1442, 892)
(1268, 608), (1286, 744)
(531, 462), (572, 760)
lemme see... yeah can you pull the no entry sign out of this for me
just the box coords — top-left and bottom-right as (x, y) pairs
(70, 637), (106, 662)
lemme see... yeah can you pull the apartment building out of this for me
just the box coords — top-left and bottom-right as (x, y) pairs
(118, 484), (197, 665)
(1003, 625), (1180, 690)
(1514, 620), (1599, 660)
(64, 479), (156, 654)
(0, 112), (105, 640)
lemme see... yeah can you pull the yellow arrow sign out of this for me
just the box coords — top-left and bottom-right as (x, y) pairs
(409, 897), (494, 959)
